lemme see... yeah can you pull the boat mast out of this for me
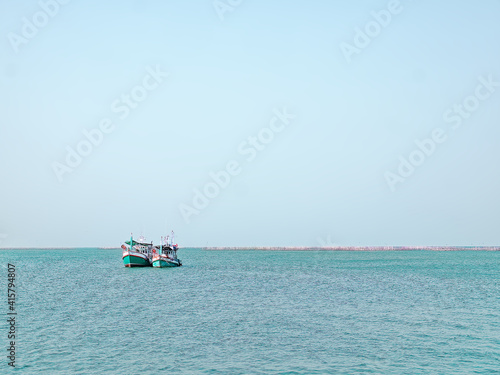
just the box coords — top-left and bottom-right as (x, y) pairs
(130, 233), (133, 251)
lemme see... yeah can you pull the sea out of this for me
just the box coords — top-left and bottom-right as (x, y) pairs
(0, 249), (499, 374)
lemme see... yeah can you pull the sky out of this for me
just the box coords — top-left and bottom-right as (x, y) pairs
(1, 0), (500, 248)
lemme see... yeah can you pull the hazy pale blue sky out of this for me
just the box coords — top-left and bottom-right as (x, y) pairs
(1, 0), (500, 247)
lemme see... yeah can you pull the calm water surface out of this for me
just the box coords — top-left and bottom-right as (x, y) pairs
(0, 249), (499, 374)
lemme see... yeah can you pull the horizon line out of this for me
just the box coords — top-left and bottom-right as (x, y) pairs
(1, 245), (500, 251)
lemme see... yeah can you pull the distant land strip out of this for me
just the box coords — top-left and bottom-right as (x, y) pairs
(202, 246), (500, 251)
(0, 246), (499, 251)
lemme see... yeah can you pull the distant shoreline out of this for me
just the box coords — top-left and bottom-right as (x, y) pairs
(1, 246), (499, 251)
(201, 246), (500, 251)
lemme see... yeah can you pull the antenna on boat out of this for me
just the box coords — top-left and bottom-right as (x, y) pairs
(171, 230), (174, 246)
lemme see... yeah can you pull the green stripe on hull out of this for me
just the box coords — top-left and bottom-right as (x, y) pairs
(123, 255), (150, 267)
(152, 259), (180, 268)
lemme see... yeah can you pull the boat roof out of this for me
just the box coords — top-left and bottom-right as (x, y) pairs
(154, 244), (175, 249)
(125, 240), (150, 246)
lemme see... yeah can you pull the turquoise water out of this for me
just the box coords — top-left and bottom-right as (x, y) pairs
(0, 249), (499, 374)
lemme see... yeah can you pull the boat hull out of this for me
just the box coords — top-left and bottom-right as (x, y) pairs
(152, 256), (182, 268)
(122, 252), (151, 267)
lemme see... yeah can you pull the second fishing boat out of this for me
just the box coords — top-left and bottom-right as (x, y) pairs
(152, 232), (182, 268)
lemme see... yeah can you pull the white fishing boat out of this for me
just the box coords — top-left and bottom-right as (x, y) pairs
(122, 235), (153, 267)
(152, 231), (182, 268)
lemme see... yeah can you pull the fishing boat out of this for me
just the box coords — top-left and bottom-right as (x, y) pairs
(122, 235), (153, 267)
(152, 232), (182, 268)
